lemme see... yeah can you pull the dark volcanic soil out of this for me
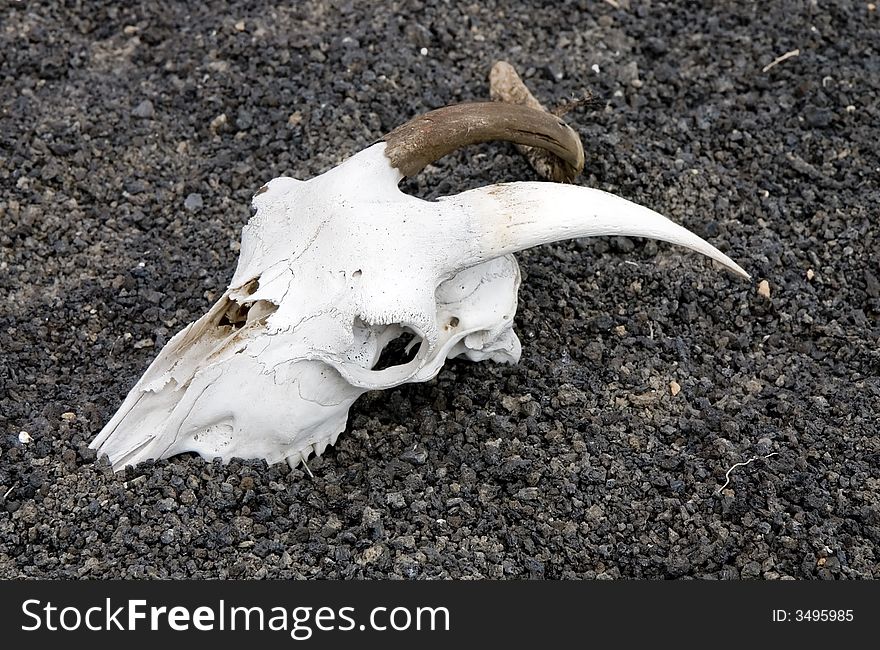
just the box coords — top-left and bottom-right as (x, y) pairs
(1, 1), (878, 579)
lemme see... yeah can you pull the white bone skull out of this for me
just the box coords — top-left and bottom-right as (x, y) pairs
(92, 103), (748, 471)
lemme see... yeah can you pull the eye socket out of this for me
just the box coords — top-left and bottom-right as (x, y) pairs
(371, 330), (423, 371)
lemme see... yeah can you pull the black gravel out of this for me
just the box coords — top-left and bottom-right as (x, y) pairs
(1, 1), (878, 579)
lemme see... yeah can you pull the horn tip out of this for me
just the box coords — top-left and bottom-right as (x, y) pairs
(727, 261), (751, 280)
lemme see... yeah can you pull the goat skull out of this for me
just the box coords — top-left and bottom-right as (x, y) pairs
(92, 103), (748, 471)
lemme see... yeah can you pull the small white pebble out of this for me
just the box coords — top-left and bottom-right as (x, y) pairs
(591, 64), (601, 74)
(420, 47), (428, 56)
(19, 431), (32, 444)
(757, 279), (771, 299)
(210, 113), (228, 130)
(669, 381), (681, 397)
(234, 20), (246, 32)
(61, 412), (76, 422)
(806, 268), (815, 281)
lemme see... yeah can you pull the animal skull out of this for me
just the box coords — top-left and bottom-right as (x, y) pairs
(92, 103), (748, 471)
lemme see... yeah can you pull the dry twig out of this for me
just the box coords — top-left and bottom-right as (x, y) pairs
(717, 452), (778, 494)
(1, 482), (18, 503)
(762, 49), (800, 73)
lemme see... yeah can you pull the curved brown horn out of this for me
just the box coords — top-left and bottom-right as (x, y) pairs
(489, 61), (588, 183)
(382, 102), (585, 179)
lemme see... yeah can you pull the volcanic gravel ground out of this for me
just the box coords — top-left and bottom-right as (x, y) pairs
(1, 1), (878, 579)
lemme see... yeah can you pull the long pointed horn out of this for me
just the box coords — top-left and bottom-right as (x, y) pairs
(382, 102), (585, 179)
(442, 182), (750, 279)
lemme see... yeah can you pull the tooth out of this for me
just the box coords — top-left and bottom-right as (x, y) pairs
(315, 440), (328, 457)
(286, 453), (302, 470)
